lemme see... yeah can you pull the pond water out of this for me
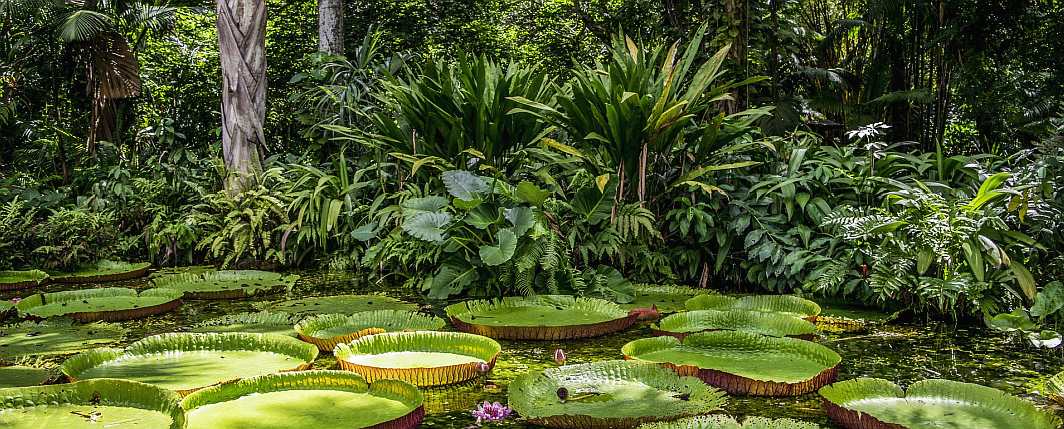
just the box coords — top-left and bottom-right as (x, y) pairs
(7, 270), (1064, 428)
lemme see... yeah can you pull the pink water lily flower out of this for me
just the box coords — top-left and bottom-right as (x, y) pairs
(553, 348), (566, 365)
(471, 401), (512, 424)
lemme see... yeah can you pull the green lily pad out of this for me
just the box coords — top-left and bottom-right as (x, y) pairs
(335, 331), (500, 387)
(508, 360), (727, 428)
(0, 270), (49, 291)
(653, 310), (817, 339)
(50, 260), (152, 284)
(685, 294), (821, 321)
(295, 310), (446, 351)
(637, 415), (822, 429)
(150, 265), (217, 278)
(190, 312), (298, 337)
(0, 320), (127, 358)
(819, 378), (1061, 429)
(445, 295), (636, 340)
(0, 366), (52, 387)
(152, 270), (298, 300)
(258, 294), (419, 316)
(181, 370), (424, 429)
(0, 378), (185, 428)
(15, 287), (182, 322)
(622, 331), (841, 396)
(623, 284), (705, 313)
(62, 332), (319, 395)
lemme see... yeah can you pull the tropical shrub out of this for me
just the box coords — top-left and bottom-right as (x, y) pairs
(32, 207), (120, 270)
(191, 171), (293, 268)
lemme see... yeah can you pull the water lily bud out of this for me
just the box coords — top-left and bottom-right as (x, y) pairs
(553, 348), (566, 365)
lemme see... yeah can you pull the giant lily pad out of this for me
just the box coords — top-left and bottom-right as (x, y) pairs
(15, 287), (182, 322)
(62, 332), (319, 395)
(819, 378), (1061, 429)
(181, 370), (424, 429)
(152, 270), (298, 300)
(296, 310), (446, 351)
(0, 270), (49, 291)
(50, 260), (152, 284)
(446, 295), (638, 340)
(0, 320), (127, 358)
(624, 284), (705, 313)
(622, 331), (841, 396)
(652, 310), (817, 340)
(638, 415), (822, 429)
(335, 331), (500, 387)
(190, 312), (298, 337)
(0, 379), (185, 428)
(258, 294), (419, 316)
(507, 360), (727, 429)
(685, 295), (821, 321)
(0, 366), (52, 388)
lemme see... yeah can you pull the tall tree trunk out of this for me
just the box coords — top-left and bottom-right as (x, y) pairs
(318, 0), (344, 55)
(217, 0), (267, 194)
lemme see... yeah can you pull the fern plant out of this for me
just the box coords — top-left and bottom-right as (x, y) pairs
(192, 170), (292, 268)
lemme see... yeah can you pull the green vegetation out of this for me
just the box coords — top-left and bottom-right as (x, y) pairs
(1, 0), (1063, 427)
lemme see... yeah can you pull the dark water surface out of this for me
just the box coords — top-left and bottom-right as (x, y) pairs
(7, 270), (1064, 428)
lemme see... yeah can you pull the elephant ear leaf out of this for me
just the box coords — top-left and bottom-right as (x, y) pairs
(402, 212), (452, 243)
(515, 181), (550, 206)
(479, 229), (518, 266)
(505, 207), (535, 237)
(571, 180), (616, 225)
(401, 196), (449, 215)
(442, 170), (489, 201)
(1031, 281), (1064, 320)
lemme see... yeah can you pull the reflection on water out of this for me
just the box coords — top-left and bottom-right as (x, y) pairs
(4, 270), (1064, 428)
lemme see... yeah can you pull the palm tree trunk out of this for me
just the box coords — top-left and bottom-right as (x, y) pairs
(318, 0), (344, 55)
(217, 0), (267, 194)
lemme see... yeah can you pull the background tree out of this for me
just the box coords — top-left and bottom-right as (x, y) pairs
(318, 0), (343, 55)
(216, 0), (267, 193)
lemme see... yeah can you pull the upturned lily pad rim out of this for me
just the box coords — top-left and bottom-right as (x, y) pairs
(50, 260), (152, 283)
(151, 270), (298, 300)
(622, 331), (841, 396)
(295, 310), (446, 352)
(180, 370), (424, 428)
(14, 287), (183, 322)
(445, 295), (637, 340)
(685, 294), (822, 320)
(507, 360), (727, 429)
(335, 331), (501, 387)
(61, 332), (319, 395)
(0, 378), (186, 429)
(0, 270), (49, 291)
(818, 378), (1062, 429)
(653, 309), (817, 339)
(636, 415), (823, 429)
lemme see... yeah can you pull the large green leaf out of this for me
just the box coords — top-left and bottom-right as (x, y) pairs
(50, 260), (151, 284)
(654, 309), (816, 338)
(479, 228), (518, 266)
(516, 181), (550, 205)
(426, 262), (477, 299)
(400, 196), (449, 214)
(505, 206), (535, 237)
(0, 270), (49, 290)
(571, 181), (615, 225)
(190, 311), (298, 337)
(181, 371), (423, 429)
(0, 320), (127, 358)
(623, 331), (841, 386)
(0, 379), (185, 429)
(151, 270), (298, 300)
(442, 170), (489, 200)
(685, 294), (821, 320)
(819, 378), (1060, 429)
(508, 360), (726, 428)
(0, 366), (52, 388)
(402, 211), (452, 243)
(295, 310), (445, 351)
(335, 331), (501, 387)
(623, 284), (705, 313)
(15, 288), (182, 321)
(256, 294), (418, 316)
(62, 333), (319, 394)
(1031, 281), (1064, 320)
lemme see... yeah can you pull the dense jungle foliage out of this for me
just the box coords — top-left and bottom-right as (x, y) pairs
(2, 0), (1063, 330)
